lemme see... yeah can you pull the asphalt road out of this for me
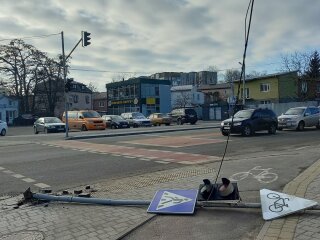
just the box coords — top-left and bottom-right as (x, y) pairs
(1, 125), (319, 239)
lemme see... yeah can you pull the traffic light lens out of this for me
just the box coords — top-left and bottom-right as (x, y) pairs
(82, 31), (91, 47)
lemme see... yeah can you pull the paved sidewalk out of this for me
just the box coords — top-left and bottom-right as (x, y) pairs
(1, 158), (320, 240)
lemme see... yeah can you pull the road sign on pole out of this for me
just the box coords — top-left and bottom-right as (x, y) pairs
(260, 189), (318, 220)
(148, 189), (198, 214)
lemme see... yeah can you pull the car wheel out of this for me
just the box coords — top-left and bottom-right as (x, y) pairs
(190, 121), (196, 125)
(111, 125), (115, 129)
(81, 125), (88, 131)
(34, 127), (39, 134)
(176, 119), (182, 125)
(277, 127), (283, 131)
(242, 125), (252, 136)
(268, 124), (277, 134)
(0, 129), (6, 136)
(222, 131), (229, 136)
(133, 123), (138, 128)
(316, 122), (320, 129)
(296, 121), (305, 131)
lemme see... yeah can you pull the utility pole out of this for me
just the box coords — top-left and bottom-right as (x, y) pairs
(61, 31), (69, 138)
(239, 62), (245, 105)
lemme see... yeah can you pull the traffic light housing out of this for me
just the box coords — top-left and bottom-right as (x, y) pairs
(82, 31), (91, 47)
(65, 79), (73, 92)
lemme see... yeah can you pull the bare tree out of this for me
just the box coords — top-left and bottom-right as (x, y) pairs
(224, 69), (241, 83)
(0, 39), (42, 113)
(280, 51), (311, 76)
(87, 82), (98, 92)
(174, 92), (191, 108)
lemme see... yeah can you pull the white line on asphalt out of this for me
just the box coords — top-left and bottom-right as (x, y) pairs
(3, 170), (14, 174)
(145, 156), (158, 159)
(12, 174), (25, 178)
(34, 183), (51, 188)
(0, 167), (5, 170)
(155, 161), (170, 164)
(22, 178), (36, 183)
(112, 154), (122, 157)
(139, 158), (151, 161)
(124, 156), (137, 159)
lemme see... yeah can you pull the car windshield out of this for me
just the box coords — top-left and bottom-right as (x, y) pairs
(82, 112), (101, 118)
(132, 113), (146, 119)
(284, 108), (305, 115)
(234, 110), (254, 118)
(44, 117), (62, 123)
(111, 115), (124, 121)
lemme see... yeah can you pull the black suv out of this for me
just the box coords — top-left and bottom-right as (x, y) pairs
(220, 108), (278, 136)
(170, 108), (198, 125)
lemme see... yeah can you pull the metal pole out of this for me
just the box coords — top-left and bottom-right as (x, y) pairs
(242, 62), (245, 106)
(61, 31), (69, 138)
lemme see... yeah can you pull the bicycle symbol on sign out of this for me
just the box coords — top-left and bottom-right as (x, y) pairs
(229, 166), (278, 184)
(267, 193), (289, 213)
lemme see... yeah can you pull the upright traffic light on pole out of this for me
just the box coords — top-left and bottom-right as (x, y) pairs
(82, 31), (91, 47)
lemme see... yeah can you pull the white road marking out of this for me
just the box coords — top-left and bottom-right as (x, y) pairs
(139, 158), (151, 161)
(112, 154), (122, 157)
(155, 161), (170, 164)
(124, 156), (137, 159)
(0, 167), (5, 170)
(12, 174), (25, 178)
(3, 170), (14, 174)
(22, 178), (36, 183)
(34, 183), (51, 188)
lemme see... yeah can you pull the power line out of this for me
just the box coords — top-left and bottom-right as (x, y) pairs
(0, 33), (61, 42)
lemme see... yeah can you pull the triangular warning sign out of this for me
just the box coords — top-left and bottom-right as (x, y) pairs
(156, 191), (193, 210)
(260, 189), (318, 220)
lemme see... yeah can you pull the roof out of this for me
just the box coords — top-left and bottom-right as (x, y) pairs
(198, 83), (230, 90)
(170, 85), (194, 91)
(234, 71), (298, 83)
(92, 92), (107, 99)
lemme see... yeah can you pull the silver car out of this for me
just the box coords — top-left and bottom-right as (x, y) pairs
(277, 106), (320, 131)
(0, 120), (8, 136)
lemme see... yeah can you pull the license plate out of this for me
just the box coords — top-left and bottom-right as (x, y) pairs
(122, 125), (127, 127)
(58, 128), (64, 130)
(224, 126), (230, 130)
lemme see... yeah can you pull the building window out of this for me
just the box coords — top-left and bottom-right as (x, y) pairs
(155, 86), (159, 96)
(260, 100), (271, 104)
(73, 95), (78, 103)
(316, 83), (320, 93)
(85, 95), (90, 104)
(72, 84), (77, 89)
(99, 101), (105, 107)
(260, 83), (270, 92)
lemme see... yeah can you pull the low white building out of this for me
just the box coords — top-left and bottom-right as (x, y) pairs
(170, 85), (204, 118)
(0, 94), (19, 125)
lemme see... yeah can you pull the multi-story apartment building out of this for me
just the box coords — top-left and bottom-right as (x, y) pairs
(150, 71), (217, 87)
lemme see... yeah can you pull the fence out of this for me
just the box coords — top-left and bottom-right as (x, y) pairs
(251, 101), (319, 116)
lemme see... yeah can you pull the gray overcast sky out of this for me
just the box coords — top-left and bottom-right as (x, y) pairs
(1, 0), (319, 91)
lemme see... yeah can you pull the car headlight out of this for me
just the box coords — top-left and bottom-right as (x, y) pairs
(47, 125), (55, 128)
(233, 122), (242, 126)
(221, 122), (224, 126)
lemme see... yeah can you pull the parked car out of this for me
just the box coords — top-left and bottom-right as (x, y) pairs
(169, 108), (198, 125)
(101, 115), (130, 129)
(277, 106), (320, 131)
(62, 110), (105, 131)
(13, 114), (39, 126)
(220, 108), (278, 136)
(120, 112), (152, 127)
(0, 120), (8, 136)
(148, 113), (172, 126)
(34, 117), (66, 134)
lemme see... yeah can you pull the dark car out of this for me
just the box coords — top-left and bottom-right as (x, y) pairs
(169, 108), (198, 125)
(13, 114), (39, 126)
(220, 108), (278, 136)
(101, 115), (130, 129)
(34, 117), (66, 134)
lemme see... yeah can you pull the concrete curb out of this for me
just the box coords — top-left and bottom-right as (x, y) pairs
(256, 158), (320, 240)
(66, 124), (220, 140)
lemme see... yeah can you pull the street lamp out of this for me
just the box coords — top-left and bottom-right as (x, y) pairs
(239, 62), (245, 105)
